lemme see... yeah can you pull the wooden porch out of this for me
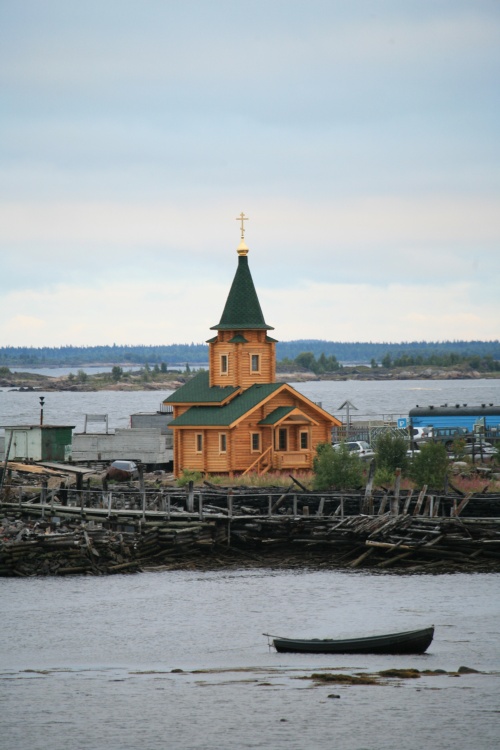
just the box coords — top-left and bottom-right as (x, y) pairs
(242, 445), (313, 475)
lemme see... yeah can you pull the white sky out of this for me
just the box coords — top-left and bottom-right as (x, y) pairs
(1, 1), (499, 347)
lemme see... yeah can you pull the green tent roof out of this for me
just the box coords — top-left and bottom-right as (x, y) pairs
(169, 382), (282, 426)
(163, 371), (239, 405)
(211, 254), (273, 331)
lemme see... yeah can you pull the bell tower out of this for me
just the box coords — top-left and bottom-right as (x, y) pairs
(207, 213), (277, 388)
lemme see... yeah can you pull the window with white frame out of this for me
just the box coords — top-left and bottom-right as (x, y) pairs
(251, 354), (260, 372)
(251, 432), (261, 452)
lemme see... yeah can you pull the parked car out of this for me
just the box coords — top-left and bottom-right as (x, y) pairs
(462, 443), (498, 463)
(410, 427), (430, 445)
(427, 427), (469, 450)
(332, 441), (375, 460)
(106, 460), (139, 481)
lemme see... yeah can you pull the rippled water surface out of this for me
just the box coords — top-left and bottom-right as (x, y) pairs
(2, 380), (500, 748)
(1, 570), (499, 750)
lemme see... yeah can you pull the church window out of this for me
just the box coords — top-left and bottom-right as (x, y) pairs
(219, 433), (227, 453)
(251, 354), (260, 372)
(196, 433), (203, 453)
(251, 433), (261, 452)
(221, 354), (228, 374)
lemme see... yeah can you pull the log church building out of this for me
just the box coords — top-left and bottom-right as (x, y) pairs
(164, 215), (340, 477)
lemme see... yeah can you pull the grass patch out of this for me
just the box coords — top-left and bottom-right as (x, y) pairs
(304, 673), (379, 685)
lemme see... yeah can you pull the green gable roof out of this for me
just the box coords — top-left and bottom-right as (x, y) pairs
(169, 382), (282, 427)
(163, 371), (239, 405)
(258, 406), (295, 425)
(211, 254), (273, 331)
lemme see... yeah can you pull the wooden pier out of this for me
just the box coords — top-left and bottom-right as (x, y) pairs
(1, 481), (500, 575)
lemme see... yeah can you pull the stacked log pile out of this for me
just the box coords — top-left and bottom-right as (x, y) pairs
(0, 518), (226, 577)
(2, 482), (500, 574)
(301, 513), (500, 571)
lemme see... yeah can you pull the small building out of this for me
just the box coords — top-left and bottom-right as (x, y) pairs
(71, 427), (172, 468)
(3, 425), (75, 462)
(164, 218), (341, 477)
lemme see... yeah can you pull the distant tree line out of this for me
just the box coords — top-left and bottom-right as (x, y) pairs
(379, 351), (500, 372)
(277, 352), (341, 374)
(0, 340), (499, 368)
(276, 339), (500, 363)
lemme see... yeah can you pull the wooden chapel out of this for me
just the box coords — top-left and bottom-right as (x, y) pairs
(164, 215), (340, 477)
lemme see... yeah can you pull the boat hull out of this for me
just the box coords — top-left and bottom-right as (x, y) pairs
(269, 626), (434, 655)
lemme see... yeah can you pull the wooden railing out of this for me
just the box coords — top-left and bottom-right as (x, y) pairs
(272, 450), (312, 470)
(241, 446), (273, 476)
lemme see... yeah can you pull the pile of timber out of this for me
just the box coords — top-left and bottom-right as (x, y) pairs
(0, 517), (226, 577)
(311, 513), (500, 571)
(2, 488), (500, 575)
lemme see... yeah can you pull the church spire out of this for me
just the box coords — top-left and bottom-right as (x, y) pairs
(210, 213), (273, 331)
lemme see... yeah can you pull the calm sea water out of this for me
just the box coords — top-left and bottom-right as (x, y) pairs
(1, 378), (499, 434)
(1, 570), (499, 750)
(1, 380), (500, 749)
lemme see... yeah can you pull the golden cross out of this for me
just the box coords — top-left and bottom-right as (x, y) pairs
(236, 212), (249, 239)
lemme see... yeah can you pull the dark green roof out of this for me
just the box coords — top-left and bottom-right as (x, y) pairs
(163, 371), (239, 405)
(169, 382), (282, 426)
(258, 406), (294, 425)
(211, 254), (273, 331)
(228, 334), (248, 343)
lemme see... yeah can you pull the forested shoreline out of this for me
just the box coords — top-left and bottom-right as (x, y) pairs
(1, 339), (499, 368)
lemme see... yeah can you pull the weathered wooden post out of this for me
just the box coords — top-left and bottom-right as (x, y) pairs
(293, 495), (298, 517)
(198, 492), (203, 520)
(41, 479), (47, 519)
(187, 481), (194, 513)
(268, 494), (272, 517)
(362, 460), (376, 514)
(391, 469), (401, 515)
(402, 489), (414, 515)
(0, 431), (14, 497)
(139, 465), (146, 520)
(413, 485), (428, 516)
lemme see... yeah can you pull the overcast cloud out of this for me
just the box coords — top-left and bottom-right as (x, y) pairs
(1, 1), (499, 346)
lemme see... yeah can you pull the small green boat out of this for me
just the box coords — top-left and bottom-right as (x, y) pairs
(264, 626), (434, 655)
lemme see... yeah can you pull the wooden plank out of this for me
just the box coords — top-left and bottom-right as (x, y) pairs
(413, 485), (428, 516)
(403, 489), (414, 515)
(452, 492), (474, 517)
(348, 548), (374, 568)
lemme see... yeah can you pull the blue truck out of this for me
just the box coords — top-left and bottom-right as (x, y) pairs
(409, 404), (500, 449)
